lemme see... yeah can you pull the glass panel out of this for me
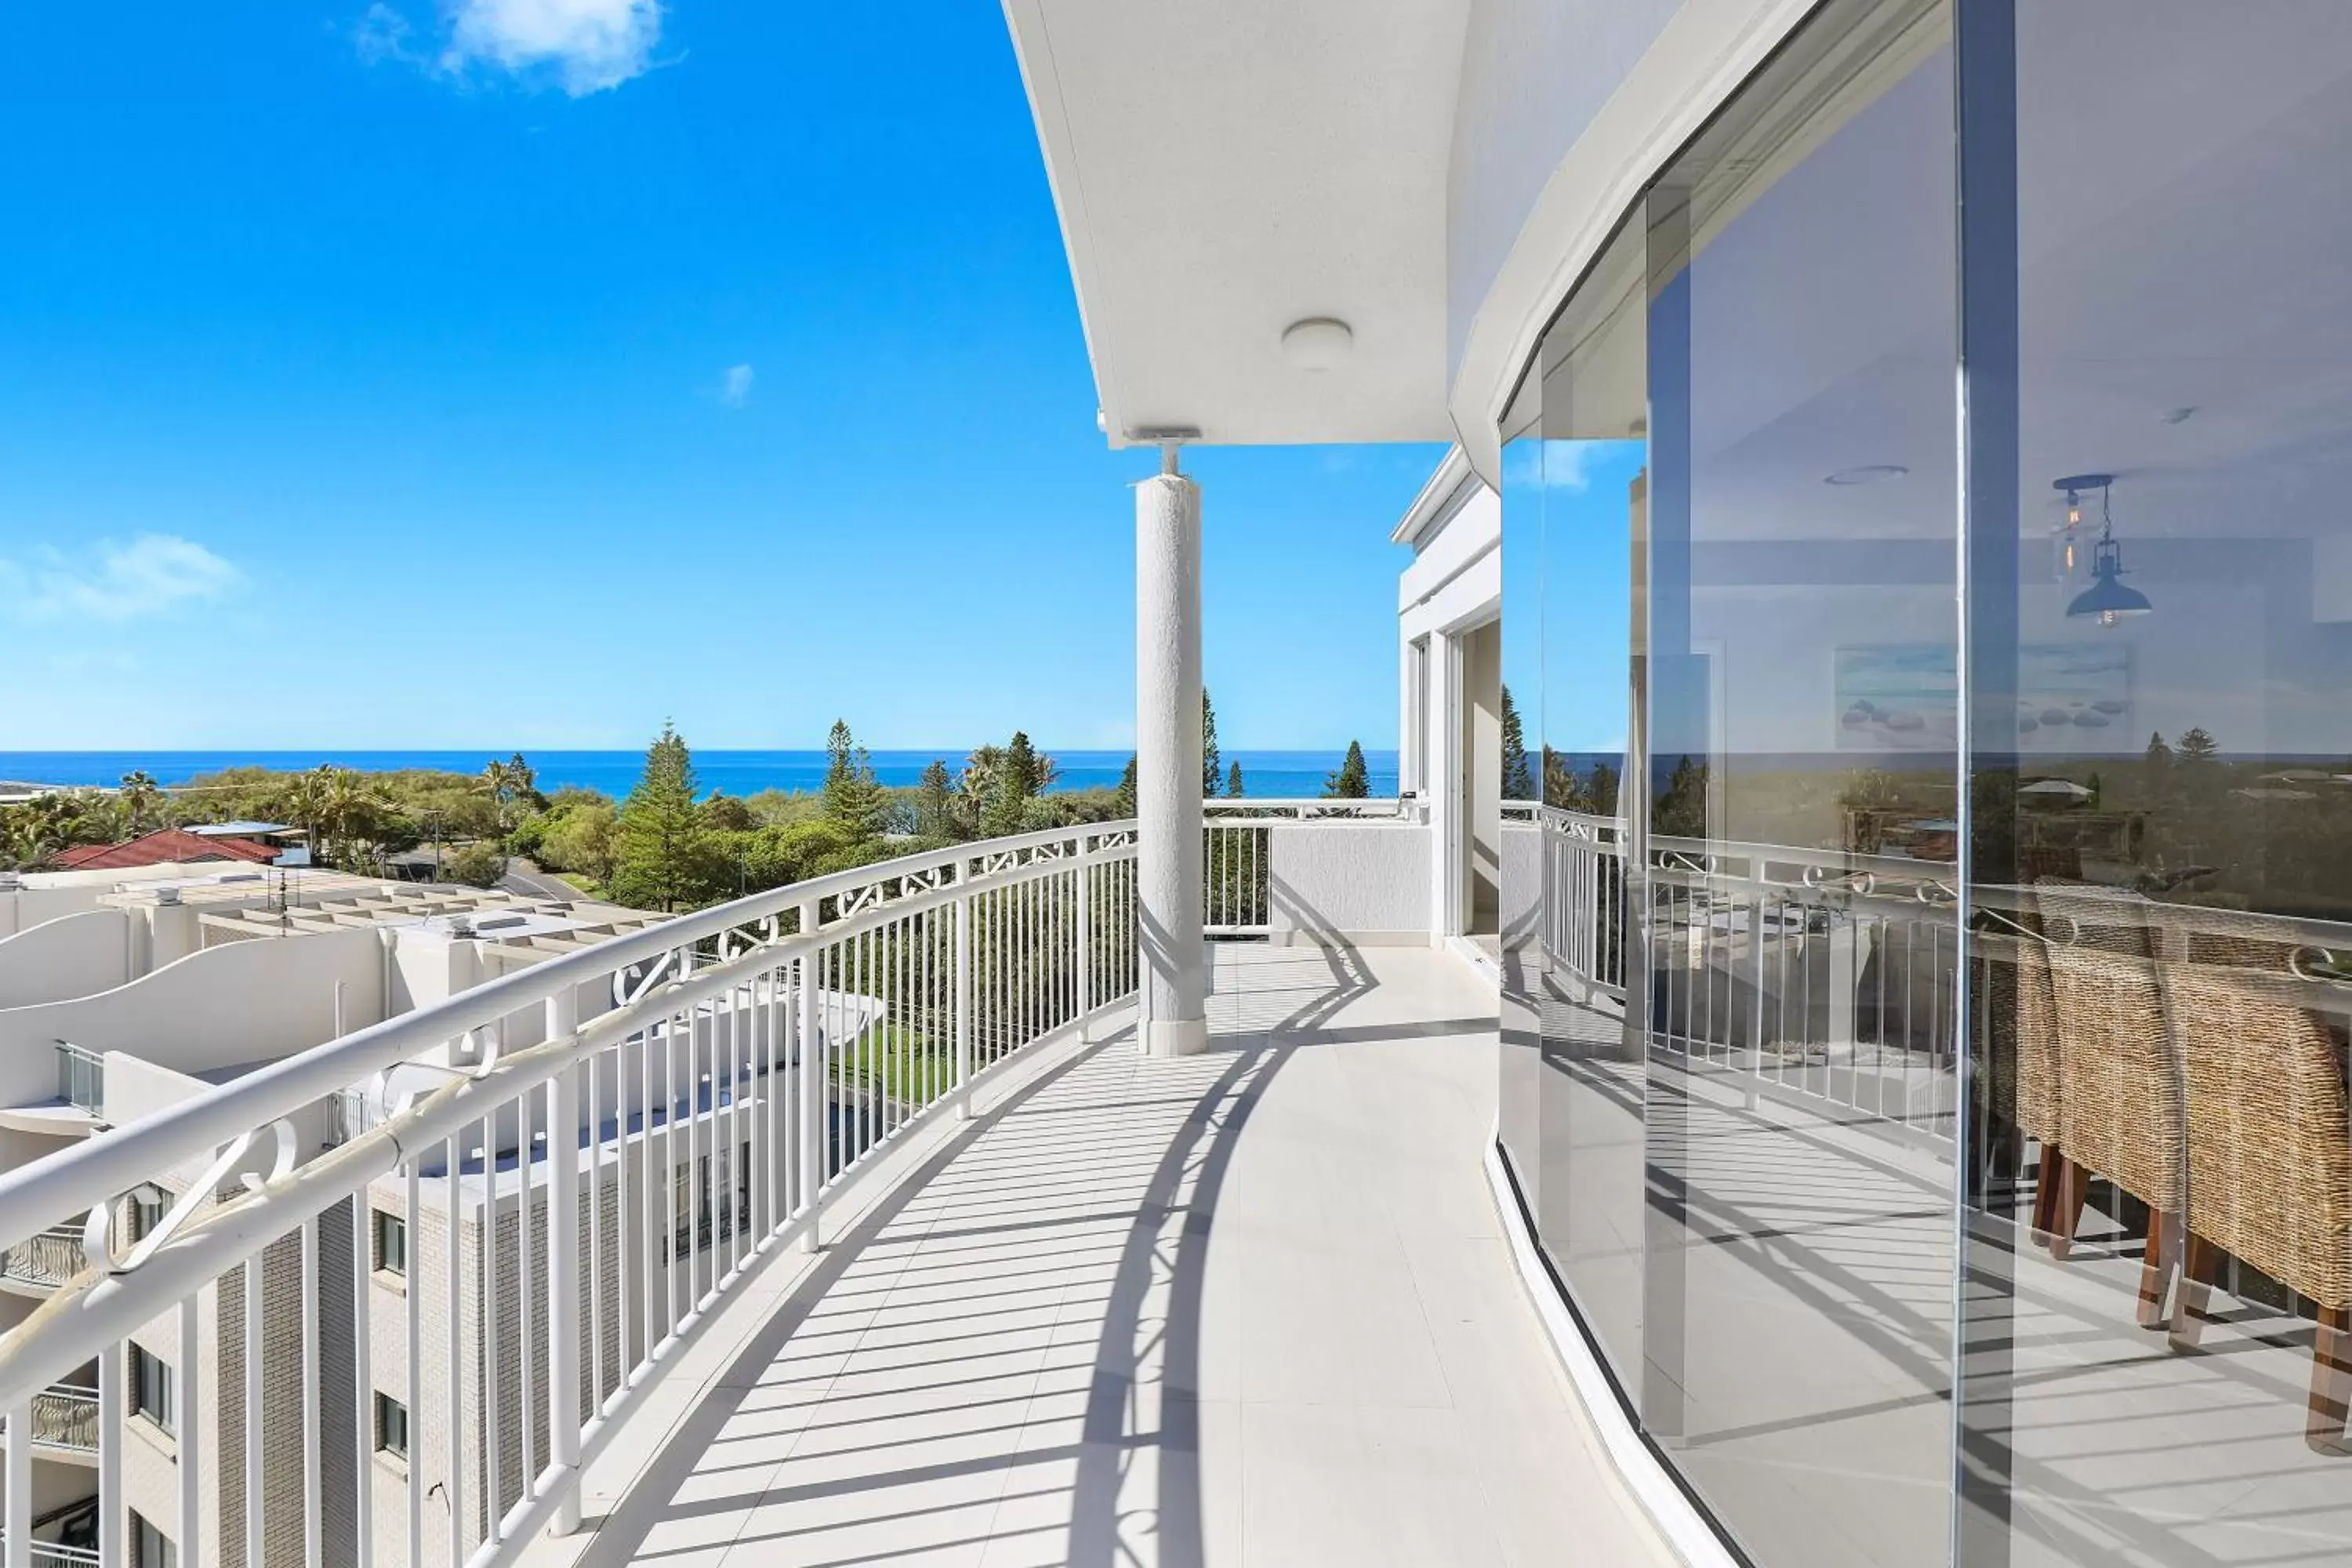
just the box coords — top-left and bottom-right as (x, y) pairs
(1961, 6), (2352, 1563)
(1530, 215), (1649, 1395)
(1638, 2), (1960, 1563)
(1499, 371), (1547, 1204)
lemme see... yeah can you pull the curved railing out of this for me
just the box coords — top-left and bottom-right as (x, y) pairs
(1201, 797), (1421, 935)
(0, 822), (1141, 1568)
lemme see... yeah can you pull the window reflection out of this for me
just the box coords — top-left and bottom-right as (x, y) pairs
(1962, 5), (2352, 1562)
(1498, 5), (2352, 1564)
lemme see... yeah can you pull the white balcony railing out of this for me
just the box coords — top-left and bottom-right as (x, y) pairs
(14, 1385), (97, 1454)
(0, 1541), (97, 1568)
(0, 821), (1144, 1568)
(0, 1227), (84, 1292)
(1203, 796), (1425, 936)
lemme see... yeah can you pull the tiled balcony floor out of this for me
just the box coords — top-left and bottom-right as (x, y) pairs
(554, 942), (1670, 1567)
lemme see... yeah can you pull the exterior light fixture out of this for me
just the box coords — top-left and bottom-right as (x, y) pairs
(1823, 464), (1907, 485)
(1279, 318), (1354, 372)
(2056, 473), (2153, 626)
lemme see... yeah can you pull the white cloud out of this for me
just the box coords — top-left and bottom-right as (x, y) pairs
(354, 3), (422, 65)
(0, 535), (244, 625)
(441, 0), (663, 96)
(1502, 441), (1593, 492)
(720, 363), (754, 408)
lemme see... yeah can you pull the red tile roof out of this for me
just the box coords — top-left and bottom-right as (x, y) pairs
(52, 829), (281, 871)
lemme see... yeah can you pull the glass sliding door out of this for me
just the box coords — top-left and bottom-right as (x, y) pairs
(1958, 5), (2352, 1563)
(1635, 5), (1962, 1563)
(1496, 5), (2352, 1563)
(1530, 216), (1649, 1396)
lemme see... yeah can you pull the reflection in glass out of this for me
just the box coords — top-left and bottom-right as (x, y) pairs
(1635, 6), (1960, 1564)
(1961, 5), (2352, 1563)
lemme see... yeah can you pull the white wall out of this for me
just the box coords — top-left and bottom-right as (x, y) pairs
(1268, 825), (1432, 946)
(0, 909), (132, 1008)
(0, 928), (391, 1109)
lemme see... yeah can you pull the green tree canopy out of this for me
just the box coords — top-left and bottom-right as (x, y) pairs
(1325, 740), (1370, 800)
(822, 719), (890, 838)
(1113, 757), (1138, 818)
(118, 771), (164, 833)
(914, 760), (956, 839)
(1202, 689), (1221, 797)
(1501, 684), (1534, 800)
(612, 721), (710, 912)
(1226, 760), (1244, 798)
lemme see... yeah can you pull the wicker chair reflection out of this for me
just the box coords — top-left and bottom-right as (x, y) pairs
(2035, 881), (2181, 1331)
(2156, 929), (2352, 1454)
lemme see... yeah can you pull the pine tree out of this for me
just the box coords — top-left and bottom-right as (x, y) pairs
(1226, 760), (1244, 798)
(985, 732), (1045, 837)
(1501, 684), (1534, 800)
(1655, 755), (1709, 838)
(612, 720), (707, 913)
(822, 719), (888, 838)
(1201, 689), (1221, 797)
(1325, 740), (1370, 800)
(2144, 731), (2173, 771)
(2176, 725), (2220, 765)
(1113, 757), (1138, 818)
(1584, 760), (1620, 817)
(914, 760), (956, 839)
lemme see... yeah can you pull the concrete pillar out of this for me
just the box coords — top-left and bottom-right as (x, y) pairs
(1136, 458), (1207, 1057)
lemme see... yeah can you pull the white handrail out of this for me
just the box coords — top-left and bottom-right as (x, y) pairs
(0, 819), (1130, 1260)
(0, 819), (1146, 1568)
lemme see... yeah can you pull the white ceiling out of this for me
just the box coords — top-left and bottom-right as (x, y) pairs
(1680, 3), (2352, 547)
(1000, 0), (1469, 447)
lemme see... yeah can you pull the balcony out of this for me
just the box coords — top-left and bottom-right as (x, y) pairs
(0, 1229), (83, 1297)
(0, 813), (1657, 1568)
(517, 940), (1660, 1567)
(0, 1386), (96, 1465)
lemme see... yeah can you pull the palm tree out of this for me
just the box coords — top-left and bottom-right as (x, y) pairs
(118, 771), (164, 834)
(481, 753), (540, 841)
(317, 768), (390, 869)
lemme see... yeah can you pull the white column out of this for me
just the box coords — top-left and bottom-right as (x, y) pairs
(1426, 630), (1461, 941)
(1136, 452), (1207, 1057)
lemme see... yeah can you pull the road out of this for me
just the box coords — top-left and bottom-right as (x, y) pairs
(498, 857), (583, 903)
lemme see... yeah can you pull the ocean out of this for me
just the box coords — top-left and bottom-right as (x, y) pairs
(0, 749), (1402, 803)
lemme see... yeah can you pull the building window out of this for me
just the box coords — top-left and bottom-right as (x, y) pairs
(129, 1188), (166, 1243)
(374, 1392), (408, 1461)
(372, 1209), (406, 1277)
(128, 1344), (173, 1436)
(132, 1511), (176, 1568)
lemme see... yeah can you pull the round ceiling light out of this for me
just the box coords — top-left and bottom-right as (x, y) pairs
(1280, 318), (1354, 372)
(1824, 464), (1908, 486)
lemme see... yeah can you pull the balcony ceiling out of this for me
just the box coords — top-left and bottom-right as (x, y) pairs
(1001, 0), (1468, 448)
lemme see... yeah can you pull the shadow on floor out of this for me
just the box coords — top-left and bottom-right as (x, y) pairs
(575, 943), (1392, 1566)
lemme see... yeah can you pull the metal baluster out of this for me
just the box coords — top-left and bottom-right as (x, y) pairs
(7, 1399), (30, 1568)
(353, 1190), (372, 1568)
(403, 1155), (421, 1568)
(302, 1214), (321, 1568)
(245, 1252), (263, 1568)
(549, 986), (582, 1537)
(446, 1131), (464, 1568)
(797, 901), (822, 1250)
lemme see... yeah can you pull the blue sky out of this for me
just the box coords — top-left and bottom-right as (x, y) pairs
(0, 3), (1442, 753)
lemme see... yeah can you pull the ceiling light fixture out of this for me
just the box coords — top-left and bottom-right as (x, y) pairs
(2056, 473), (2153, 627)
(1279, 318), (1354, 372)
(1823, 464), (1907, 486)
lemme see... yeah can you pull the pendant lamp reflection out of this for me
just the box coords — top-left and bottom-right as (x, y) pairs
(2056, 473), (2153, 627)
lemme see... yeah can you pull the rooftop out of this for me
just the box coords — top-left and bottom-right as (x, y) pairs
(50, 828), (278, 871)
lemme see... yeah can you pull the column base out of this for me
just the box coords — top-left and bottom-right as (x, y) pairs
(1142, 1018), (1210, 1058)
